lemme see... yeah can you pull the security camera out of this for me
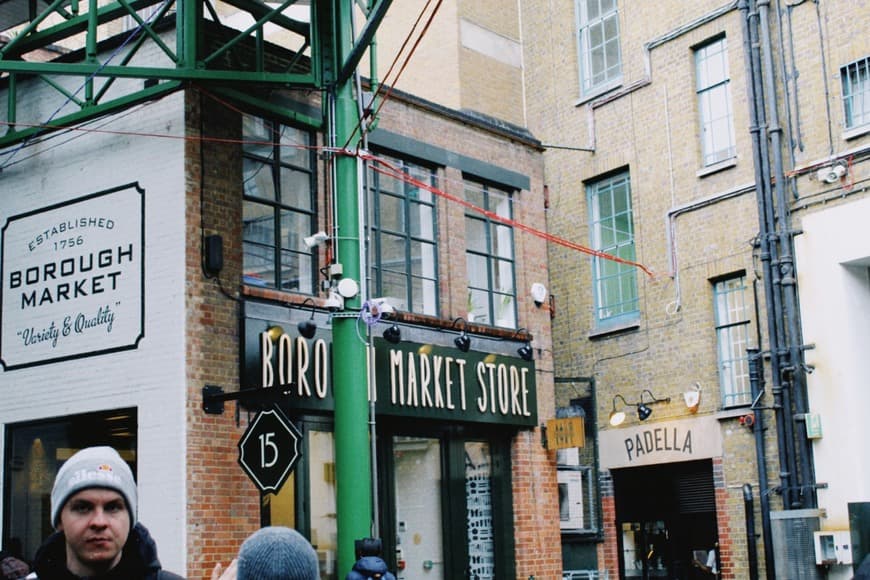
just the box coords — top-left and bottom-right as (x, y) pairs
(323, 290), (343, 311)
(303, 231), (329, 248)
(369, 297), (396, 315)
(816, 163), (846, 184)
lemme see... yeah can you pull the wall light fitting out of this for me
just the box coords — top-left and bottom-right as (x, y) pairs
(453, 317), (471, 352)
(383, 323), (402, 344)
(514, 328), (534, 361)
(609, 394), (632, 426)
(297, 298), (317, 339)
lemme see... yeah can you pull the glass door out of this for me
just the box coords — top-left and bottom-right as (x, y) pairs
(393, 436), (445, 580)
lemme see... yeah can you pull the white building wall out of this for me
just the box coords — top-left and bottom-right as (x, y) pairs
(0, 91), (188, 573)
(794, 196), (870, 570)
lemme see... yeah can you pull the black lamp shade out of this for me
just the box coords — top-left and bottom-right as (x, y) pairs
(637, 403), (653, 421)
(518, 343), (533, 361)
(454, 333), (471, 352)
(383, 324), (402, 344)
(297, 319), (317, 339)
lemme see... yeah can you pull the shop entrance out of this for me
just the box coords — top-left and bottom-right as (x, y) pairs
(379, 425), (516, 580)
(612, 459), (719, 580)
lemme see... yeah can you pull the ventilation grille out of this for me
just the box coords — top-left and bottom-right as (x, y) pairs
(770, 510), (823, 579)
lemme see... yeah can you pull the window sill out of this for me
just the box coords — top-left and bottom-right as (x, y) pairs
(697, 157), (737, 178)
(588, 320), (640, 340)
(843, 124), (870, 141)
(574, 79), (624, 107)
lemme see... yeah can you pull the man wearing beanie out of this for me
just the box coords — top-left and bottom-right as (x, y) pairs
(26, 446), (184, 580)
(211, 527), (319, 580)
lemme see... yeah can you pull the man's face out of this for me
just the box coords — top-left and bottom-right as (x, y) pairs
(57, 488), (131, 576)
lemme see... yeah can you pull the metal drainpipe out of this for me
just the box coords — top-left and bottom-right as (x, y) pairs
(757, 0), (817, 509)
(748, 346), (776, 579)
(739, 0), (794, 508)
(743, 483), (760, 580)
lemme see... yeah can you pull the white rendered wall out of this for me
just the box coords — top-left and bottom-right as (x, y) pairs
(794, 197), (870, 544)
(0, 90), (188, 573)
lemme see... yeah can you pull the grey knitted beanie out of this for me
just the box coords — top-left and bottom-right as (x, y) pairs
(237, 527), (320, 580)
(50, 446), (137, 529)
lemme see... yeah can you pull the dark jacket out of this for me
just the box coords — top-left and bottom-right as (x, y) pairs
(26, 523), (184, 580)
(345, 556), (397, 580)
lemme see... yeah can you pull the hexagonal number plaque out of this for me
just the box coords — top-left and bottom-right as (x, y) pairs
(238, 406), (302, 493)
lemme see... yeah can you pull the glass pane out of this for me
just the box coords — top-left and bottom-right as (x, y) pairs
(466, 217), (488, 253)
(308, 430), (338, 580)
(243, 202), (275, 288)
(466, 442), (495, 580)
(244, 158), (276, 201)
(410, 202), (435, 240)
(410, 240), (436, 278)
(466, 253), (489, 289)
(468, 288), (490, 325)
(280, 166), (312, 209)
(382, 270), (409, 309)
(491, 224), (513, 259)
(279, 126), (311, 169)
(394, 437), (444, 580)
(379, 194), (406, 232)
(242, 114), (274, 157)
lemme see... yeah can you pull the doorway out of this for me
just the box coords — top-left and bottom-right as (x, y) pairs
(612, 460), (719, 580)
(380, 425), (515, 580)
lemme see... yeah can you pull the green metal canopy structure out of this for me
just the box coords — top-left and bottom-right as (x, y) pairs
(0, 0), (391, 146)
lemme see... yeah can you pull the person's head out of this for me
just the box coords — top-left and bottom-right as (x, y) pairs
(50, 446), (138, 576)
(236, 527), (319, 580)
(354, 537), (383, 559)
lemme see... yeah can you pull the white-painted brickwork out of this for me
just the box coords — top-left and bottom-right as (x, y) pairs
(0, 85), (188, 573)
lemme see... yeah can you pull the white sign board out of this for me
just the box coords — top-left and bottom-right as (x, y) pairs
(1, 184), (144, 370)
(599, 415), (722, 469)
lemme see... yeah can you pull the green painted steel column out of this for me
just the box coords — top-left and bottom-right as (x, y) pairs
(332, 0), (372, 576)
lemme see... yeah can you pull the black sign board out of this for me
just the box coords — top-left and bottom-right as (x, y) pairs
(238, 407), (302, 493)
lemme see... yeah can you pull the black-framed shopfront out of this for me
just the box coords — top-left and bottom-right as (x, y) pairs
(241, 300), (537, 580)
(600, 417), (723, 580)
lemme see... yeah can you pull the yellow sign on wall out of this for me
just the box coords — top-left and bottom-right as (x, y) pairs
(546, 417), (585, 449)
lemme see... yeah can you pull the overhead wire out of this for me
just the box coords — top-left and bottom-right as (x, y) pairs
(0, 0), (174, 170)
(340, 0), (444, 150)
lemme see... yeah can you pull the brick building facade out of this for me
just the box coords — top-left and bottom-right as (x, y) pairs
(0, 16), (562, 580)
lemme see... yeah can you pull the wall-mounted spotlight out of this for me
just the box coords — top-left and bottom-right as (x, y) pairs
(637, 389), (671, 422)
(453, 317), (471, 352)
(383, 324), (402, 344)
(513, 328), (534, 361)
(297, 298), (317, 339)
(609, 394), (632, 427)
(303, 231), (329, 248)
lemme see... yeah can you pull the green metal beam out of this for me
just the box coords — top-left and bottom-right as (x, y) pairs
(336, 0), (391, 84)
(0, 80), (182, 147)
(0, 59), (316, 83)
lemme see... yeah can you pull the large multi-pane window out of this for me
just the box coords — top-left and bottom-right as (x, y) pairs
(842, 56), (870, 130)
(368, 155), (438, 315)
(242, 114), (317, 293)
(465, 179), (516, 329)
(588, 172), (638, 325)
(696, 37), (736, 166)
(576, 0), (622, 96)
(713, 275), (752, 407)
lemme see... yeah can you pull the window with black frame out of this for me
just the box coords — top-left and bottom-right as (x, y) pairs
(464, 178), (517, 329)
(242, 114), (317, 293)
(367, 154), (439, 316)
(3, 408), (137, 562)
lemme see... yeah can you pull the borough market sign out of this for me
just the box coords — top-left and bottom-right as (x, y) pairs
(1, 184), (145, 370)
